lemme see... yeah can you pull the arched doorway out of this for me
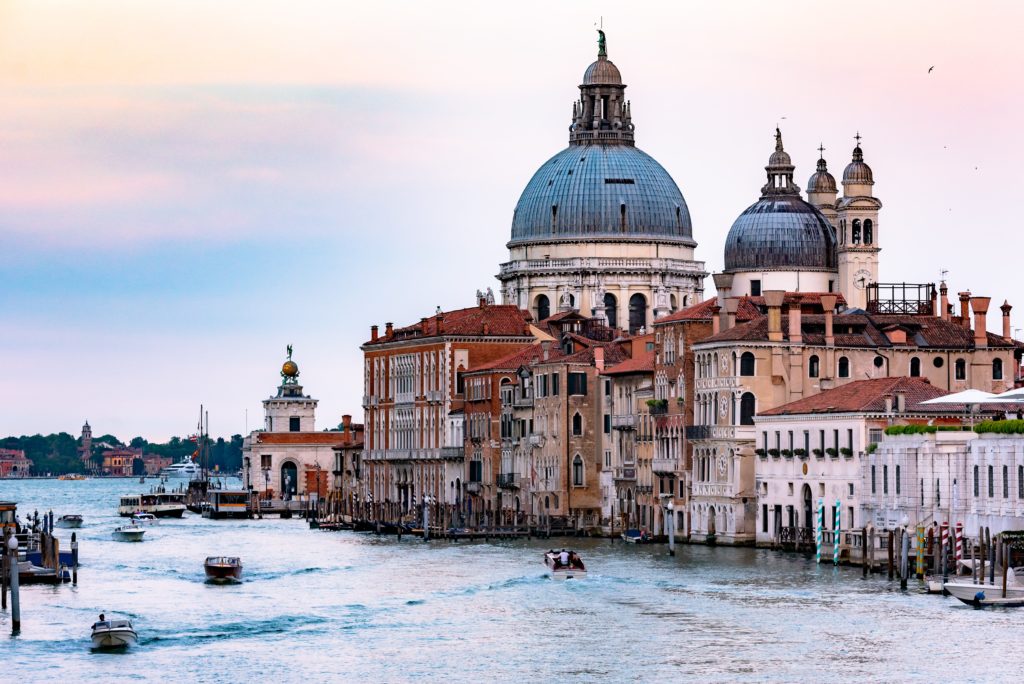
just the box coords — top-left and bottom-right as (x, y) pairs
(740, 392), (756, 425)
(802, 484), (813, 531)
(535, 294), (550, 322)
(628, 293), (647, 334)
(707, 505), (717, 536)
(280, 461), (298, 499)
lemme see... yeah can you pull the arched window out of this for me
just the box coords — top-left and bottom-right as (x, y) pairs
(572, 412), (582, 436)
(604, 293), (618, 329)
(955, 358), (966, 380)
(838, 356), (850, 378)
(670, 294), (677, 313)
(572, 455), (584, 486)
(536, 294), (550, 322)
(910, 357), (921, 377)
(863, 219), (873, 244)
(740, 392), (756, 426)
(628, 293), (647, 334)
(993, 358), (1004, 380)
(545, 495), (550, 509)
(808, 354), (820, 378)
(740, 352), (755, 377)
(840, 219), (846, 244)
(852, 219), (861, 244)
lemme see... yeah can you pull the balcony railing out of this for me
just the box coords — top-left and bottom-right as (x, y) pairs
(614, 466), (637, 481)
(425, 390), (444, 402)
(362, 394), (378, 407)
(513, 395), (534, 408)
(612, 414), (637, 430)
(651, 458), (678, 474)
(465, 481), (482, 494)
(686, 425), (713, 440)
(364, 447), (464, 462)
(528, 434), (545, 448)
(691, 482), (734, 498)
(497, 473), (519, 489)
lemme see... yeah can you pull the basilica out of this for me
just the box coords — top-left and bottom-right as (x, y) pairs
(334, 32), (1021, 544)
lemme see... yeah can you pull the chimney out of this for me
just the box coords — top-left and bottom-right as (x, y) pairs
(420, 317), (428, 333)
(342, 414), (352, 441)
(710, 305), (721, 334)
(939, 282), (949, 321)
(722, 297), (738, 331)
(713, 273), (734, 331)
(437, 313), (444, 334)
(971, 296), (991, 348)
(482, 322), (490, 335)
(820, 294), (838, 347)
(884, 394), (893, 414)
(1001, 300), (1013, 339)
(371, 325), (379, 342)
(930, 284), (938, 317)
(541, 340), (551, 361)
(958, 292), (971, 329)
(385, 322), (394, 338)
(764, 290), (785, 342)
(894, 390), (906, 413)
(594, 347), (605, 372)
(788, 296), (803, 344)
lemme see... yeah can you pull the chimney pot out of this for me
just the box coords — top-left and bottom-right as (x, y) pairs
(884, 394), (893, 414)
(764, 290), (785, 341)
(820, 295), (837, 347)
(724, 297), (740, 331)
(788, 296), (803, 344)
(594, 347), (605, 372)
(371, 325), (379, 342)
(385, 322), (394, 338)
(939, 283), (949, 321)
(958, 292), (971, 329)
(971, 296), (991, 348)
(710, 305), (721, 334)
(1001, 300), (1013, 339)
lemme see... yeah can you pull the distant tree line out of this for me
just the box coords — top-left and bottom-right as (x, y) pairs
(0, 432), (244, 476)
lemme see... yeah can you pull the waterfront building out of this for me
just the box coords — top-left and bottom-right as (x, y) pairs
(101, 447), (141, 476)
(0, 448), (32, 478)
(241, 348), (340, 498)
(330, 414), (364, 516)
(866, 423), (1024, 536)
(753, 377), (960, 548)
(600, 336), (662, 533)
(687, 290), (1019, 544)
(497, 32), (707, 332)
(361, 294), (536, 522)
(142, 454), (172, 476)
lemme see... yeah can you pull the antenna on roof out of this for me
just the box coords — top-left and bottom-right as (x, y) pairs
(940, 268), (949, 282)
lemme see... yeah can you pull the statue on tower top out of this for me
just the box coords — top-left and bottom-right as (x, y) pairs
(597, 29), (607, 57)
(281, 344), (300, 384)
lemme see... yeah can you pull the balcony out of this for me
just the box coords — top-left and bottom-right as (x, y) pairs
(497, 473), (519, 489)
(362, 394), (378, 407)
(614, 466), (637, 481)
(513, 395), (534, 408)
(651, 458), (678, 474)
(612, 414), (637, 430)
(425, 390), (444, 402)
(465, 481), (482, 494)
(691, 482), (735, 498)
(439, 447), (464, 461)
(528, 434), (545, 448)
(686, 425), (713, 440)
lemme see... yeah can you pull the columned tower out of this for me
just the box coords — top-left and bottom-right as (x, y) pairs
(836, 136), (882, 310)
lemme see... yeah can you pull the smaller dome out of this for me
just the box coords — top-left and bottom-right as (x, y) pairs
(282, 360), (299, 378)
(843, 145), (874, 185)
(768, 149), (792, 167)
(807, 157), (836, 194)
(582, 57), (622, 85)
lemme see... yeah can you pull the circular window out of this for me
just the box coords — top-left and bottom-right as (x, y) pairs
(873, 356), (884, 368)
(933, 357), (944, 368)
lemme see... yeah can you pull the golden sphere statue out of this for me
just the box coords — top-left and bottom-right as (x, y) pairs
(281, 360), (299, 378)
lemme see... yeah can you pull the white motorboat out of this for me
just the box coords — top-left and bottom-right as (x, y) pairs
(55, 514), (84, 528)
(544, 550), (587, 580)
(130, 512), (158, 525)
(91, 618), (138, 648)
(112, 525), (146, 542)
(159, 454), (202, 481)
(945, 581), (1024, 605)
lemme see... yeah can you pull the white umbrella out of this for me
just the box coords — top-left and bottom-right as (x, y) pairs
(991, 388), (1024, 403)
(918, 389), (997, 405)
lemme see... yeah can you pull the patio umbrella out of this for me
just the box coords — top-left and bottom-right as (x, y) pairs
(918, 389), (999, 426)
(992, 388), (1024, 402)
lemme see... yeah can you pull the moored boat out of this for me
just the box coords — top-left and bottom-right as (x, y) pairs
(944, 580), (1024, 606)
(91, 617), (138, 648)
(544, 549), (587, 580)
(159, 454), (202, 481)
(204, 556), (243, 582)
(622, 528), (653, 544)
(55, 514), (84, 528)
(112, 525), (146, 542)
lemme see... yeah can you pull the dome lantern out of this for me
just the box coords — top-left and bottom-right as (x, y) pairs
(842, 133), (875, 190)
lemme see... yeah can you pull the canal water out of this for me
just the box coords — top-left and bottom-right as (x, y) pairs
(1, 478), (1022, 682)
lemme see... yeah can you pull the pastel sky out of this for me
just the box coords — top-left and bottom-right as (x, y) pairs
(2, 1), (1022, 441)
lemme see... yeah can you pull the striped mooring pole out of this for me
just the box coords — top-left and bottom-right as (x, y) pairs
(915, 526), (925, 577)
(833, 500), (841, 565)
(815, 498), (824, 564)
(955, 522), (963, 563)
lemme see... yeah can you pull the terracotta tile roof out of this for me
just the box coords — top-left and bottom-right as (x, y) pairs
(468, 343), (544, 373)
(601, 346), (655, 375)
(253, 432), (345, 446)
(366, 304), (532, 345)
(758, 377), (952, 416)
(701, 312), (1018, 349)
(654, 297), (762, 325)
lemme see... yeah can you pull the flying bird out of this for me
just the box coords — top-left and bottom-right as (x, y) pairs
(928, 66), (935, 73)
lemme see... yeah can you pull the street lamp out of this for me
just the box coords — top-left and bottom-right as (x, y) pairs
(666, 499), (676, 557)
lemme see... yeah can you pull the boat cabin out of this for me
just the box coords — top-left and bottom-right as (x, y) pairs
(204, 490), (251, 519)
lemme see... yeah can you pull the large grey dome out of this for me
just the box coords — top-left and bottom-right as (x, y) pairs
(724, 195), (837, 271)
(509, 145), (694, 246)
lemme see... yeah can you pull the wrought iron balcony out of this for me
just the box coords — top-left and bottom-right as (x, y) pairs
(497, 473), (519, 489)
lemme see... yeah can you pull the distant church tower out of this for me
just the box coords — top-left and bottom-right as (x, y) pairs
(263, 346), (318, 433)
(79, 420), (93, 467)
(836, 136), (882, 310)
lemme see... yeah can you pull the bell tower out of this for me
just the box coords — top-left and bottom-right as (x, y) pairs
(263, 345), (317, 433)
(836, 134), (882, 310)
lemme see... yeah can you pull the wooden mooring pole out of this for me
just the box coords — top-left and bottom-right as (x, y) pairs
(5, 530), (20, 633)
(71, 532), (79, 585)
(887, 530), (894, 580)
(862, 526), (868, 578)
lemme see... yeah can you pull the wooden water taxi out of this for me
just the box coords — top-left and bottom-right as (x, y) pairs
(204, 556), (243, 582)
(544, 549), (587, 580)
